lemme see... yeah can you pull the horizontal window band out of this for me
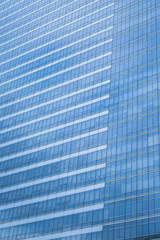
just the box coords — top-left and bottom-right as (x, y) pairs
(1, 35), (157, 96)
(0, 37), (112, 79)
(0, 36), (112, 96)
(0, 98), (109, 146)
(0, 124), (109, 162)
(0, 108), (109, 147)
(0, 77), (158, 135)
(0, 3), (158, 68)
(1, 188), (160, 228)
(1, 0), (152, 53)
(1, 187), (160, 224)
(3, 214), (160, 240)
(107, 127), (160, 149)
(0, 90), (156, 149)
(0, 0), (143, 32)
(0, 145), (107, 176)
(1, 168), (158, 213)
(1, 167), (158, 201)
(0, 0), (13, 7)
(0, 0), (76, 24)
(0, 173), (159, 211)
(1, 143), (158, 192)
(109, 69), (158, 99)
(0, 63), (157, 133)
(108, 87), (160, 116)
(0, 17), (158, 87)
(20, 226), (103, 240)
(0, 44), (112, 99)
(0, 0), (108, 43)
(1, 205), (160, 238)
(0, 0), (98, 32)
(0, 75), (110, 120)
(0, 127), (108, 161)
(0, 90), (110, 133)
(2, 30), (158, 96)
(0, 52), (111, 102)
(2, 168), (158, 212)
(0, 0), (43, 16)
(17, 211), (160, 239)
(0, 2), (156, 63)
(0, 182), (105, 210)
(0, 0), (33, 14)
(0, 146), (158, 194)
(0, 163), (106, 193)
(0, 26), (113, 87)
(104, 143), (160, 169)
(0, 8), (113, 56)
(0, 168), (107, 206)
(0, 119), (108, 158)
(0, 15), (113, 72)
(0, 65), (111, 108)
(0, 41), (157, 105)
(0, 150), (107, 190)
(0, 78), (158, 136)
(0, 46), (111, 104)
(2, 9), (156, 75)
(103, 213), (160, 228)
(0, 26), (113, 75)
(0, 73), (111, 121)
(0, 203), (104, 228)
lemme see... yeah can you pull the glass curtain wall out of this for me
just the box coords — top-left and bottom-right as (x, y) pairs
(0, 0), (159, 239)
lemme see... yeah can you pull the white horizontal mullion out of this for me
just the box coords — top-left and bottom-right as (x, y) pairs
(0, 182), (105, 210)
(0, 145), (107, 177)
(0, 50), (111, 91)
(0, 204), (104, 228)
(0, 0), (30, 12)
(0, 65), (111, 108)
(0, 0), (99, 38)
(0, 14), (113, 70)
(0, 77), (110, 121)
(0, 38), (112, 77)
(0, 30), (112, 90)
(0, 0), (74, 24)
(0, 91), (110, 134)
(0, 51), (111, 99)
(0, 58), (111, 121)
(0, 0), (12, 7)
(0, 4), (113, 51)
(24, 226), (103, 240)
(0, 108), (109, 147)
(0, 3), (105, 75)
(0, 126), (108, 161)
(0, 25), (113, 71)
(0, 28), (113, 97)
(0, 163), (106, 193)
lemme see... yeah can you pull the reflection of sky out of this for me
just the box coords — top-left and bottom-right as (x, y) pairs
(0, 0), (159, 239)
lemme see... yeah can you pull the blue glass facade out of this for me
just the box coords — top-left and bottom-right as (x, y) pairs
(0, 0), (159, 239)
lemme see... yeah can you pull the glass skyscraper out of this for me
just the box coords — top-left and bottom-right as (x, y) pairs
(0, 0), (159, 239)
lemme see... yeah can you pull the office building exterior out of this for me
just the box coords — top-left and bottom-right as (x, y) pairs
(0, 0), (159, 239)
